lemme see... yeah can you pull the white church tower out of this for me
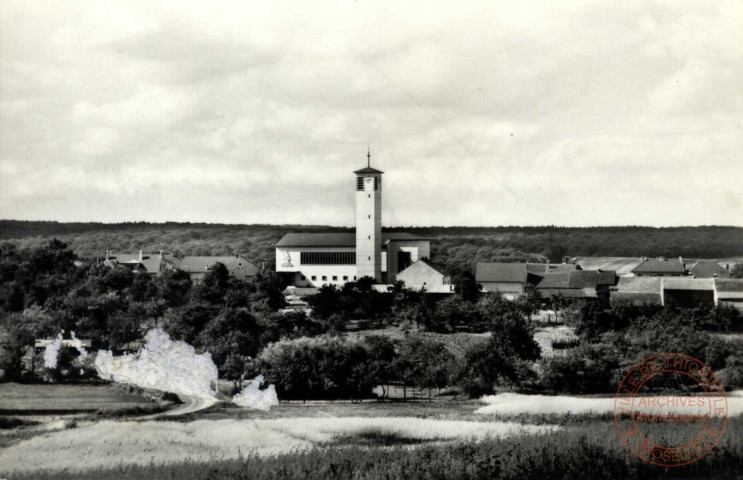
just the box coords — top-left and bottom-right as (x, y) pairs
(355, 150), (383, 282)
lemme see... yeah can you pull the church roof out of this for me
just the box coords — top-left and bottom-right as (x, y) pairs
(354, 166), (384, 174)
(275, 232), (427, 247)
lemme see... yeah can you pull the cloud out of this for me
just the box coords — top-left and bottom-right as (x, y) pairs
(0, 0), (741, 227)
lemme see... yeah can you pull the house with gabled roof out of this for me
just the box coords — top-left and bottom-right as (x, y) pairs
(631, 257), (686, 277)
(396, 258), (453, 293)
(178, 255), (259, 282)
(687, 260), (730, 279)
(475, 263), (529, 298)
(536, 269), (617, 301)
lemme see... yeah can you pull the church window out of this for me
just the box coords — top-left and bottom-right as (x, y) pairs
(300, 252), (356, 265)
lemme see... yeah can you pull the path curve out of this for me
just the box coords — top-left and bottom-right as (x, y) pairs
(139, 393), (219, 419)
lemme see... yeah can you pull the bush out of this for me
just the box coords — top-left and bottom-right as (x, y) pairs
(540, 344), (619, 394)
(258, 335), (373, 400)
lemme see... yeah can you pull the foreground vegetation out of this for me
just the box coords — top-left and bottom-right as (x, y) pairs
(10, 416), (743, 480)
(2, 239), (742, 401)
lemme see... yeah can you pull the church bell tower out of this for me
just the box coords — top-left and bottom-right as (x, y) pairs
(355, 149), (383, 282)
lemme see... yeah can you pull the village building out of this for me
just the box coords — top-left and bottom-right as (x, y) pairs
(103, 251), (172, 275)
(103, 251), (259, 282)
(474, 262), (578, 298)
(714, 279), (743, 313)
(661, 277), (716, 308)
(631, 257), (686, 277)
(687, 260), (731, 279)
(610, 277), (664, 305)
(535, 269), (617, 302)
(395, 258), (453, 293)
(275, 155), (438, 290)
(173, 256), (259, 282)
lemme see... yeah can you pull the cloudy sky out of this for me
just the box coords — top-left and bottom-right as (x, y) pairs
(1, 1), (741, 227)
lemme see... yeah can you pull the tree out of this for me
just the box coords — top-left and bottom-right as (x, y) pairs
(222, 354), (249, 393)
(156, 269), (193, 308)
(197, 307), (261, 366)
(453, 271), (481, 302)
(363, 335), (397, 398)
(0, 315), (33, 381)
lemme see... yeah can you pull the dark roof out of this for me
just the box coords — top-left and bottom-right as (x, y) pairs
(275, 232), (427, 247)
(688, 261), (730, 278)
(613, 277), (662, 294)
(536, 270), (617, 290)
(104, 253), (163, 274)
(714, 279), (743, 293)
(535, 271), (570, 289)
(354, 166), (384, 174)
(632, 258), (685, 274)
(475, 263), (528, 283)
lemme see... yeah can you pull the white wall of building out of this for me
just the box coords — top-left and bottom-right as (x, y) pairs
(385, 240), (430, 283)
(276, 246), (357, 287)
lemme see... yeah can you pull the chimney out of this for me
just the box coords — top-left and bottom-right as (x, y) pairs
(139, 250), (143, 261)
(726, 264), (730, 271)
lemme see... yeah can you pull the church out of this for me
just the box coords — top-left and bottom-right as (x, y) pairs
(275, 153), (445, 290)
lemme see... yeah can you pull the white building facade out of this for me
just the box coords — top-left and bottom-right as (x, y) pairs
(275, 156), (431, 288)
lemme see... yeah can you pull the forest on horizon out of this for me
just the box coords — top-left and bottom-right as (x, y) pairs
(1, 220), (742, 277)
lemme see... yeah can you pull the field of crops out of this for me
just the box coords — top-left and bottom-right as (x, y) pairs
(0, 383), (155, 413)
(7, 414), (742, 480)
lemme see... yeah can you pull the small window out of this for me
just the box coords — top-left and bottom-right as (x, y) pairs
(368, 215), (370, 219)
(368, 256), (371, 260)
(311, 276), (317, 281)
(300, 275), (306, 280)
(368, 235), (370, 239)
(322, 276), (327, 281)
(343, 276), (348, 280)
(368, 194), (370, 198)
(332, 276), (338, 281)
(354, 276), (357, 280)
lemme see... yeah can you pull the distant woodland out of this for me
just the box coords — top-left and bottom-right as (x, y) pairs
(1, 221), (742, 276)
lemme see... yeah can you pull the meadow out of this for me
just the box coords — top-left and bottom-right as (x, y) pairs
(0, 383), (157, 414)
(3, 411), (740, 480)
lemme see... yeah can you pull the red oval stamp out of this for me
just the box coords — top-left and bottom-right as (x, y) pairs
(614, 353), (728, 467)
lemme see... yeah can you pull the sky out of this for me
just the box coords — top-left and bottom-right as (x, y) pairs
(1, 1), (741, 227)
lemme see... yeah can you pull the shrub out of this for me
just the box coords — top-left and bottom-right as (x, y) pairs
(258, 335), (373, 400)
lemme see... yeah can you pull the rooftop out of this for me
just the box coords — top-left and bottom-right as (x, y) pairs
(632, 258), (686, 274)
(714, 278), (743, 293)
(475, 263), (528, 283)
(354, 166), (384, 175)
(536, 270), (617, 290)
(688, 261), (730, 279)
(613, 276), (662, 294)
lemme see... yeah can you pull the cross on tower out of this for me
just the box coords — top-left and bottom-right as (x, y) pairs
(367, 147), (371, 167)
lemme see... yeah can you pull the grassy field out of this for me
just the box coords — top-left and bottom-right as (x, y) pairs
(5, 414), (741, 480)
(0, 383), (157, 414)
